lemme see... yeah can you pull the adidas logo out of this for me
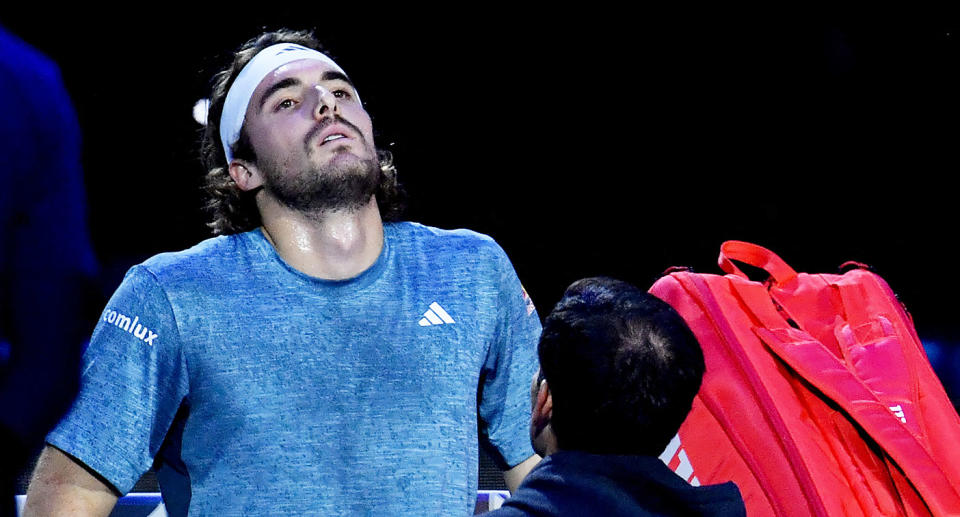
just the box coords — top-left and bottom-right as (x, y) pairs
(419, 302), (455, 327)
(660, 433), (700, 486)
(889, 404), (907, 423)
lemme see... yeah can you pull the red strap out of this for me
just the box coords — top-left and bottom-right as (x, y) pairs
(719, 241), (798, 286)
(838, 260), (872, 273)
(661, 266), (693, 275)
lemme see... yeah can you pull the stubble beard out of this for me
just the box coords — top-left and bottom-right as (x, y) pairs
(261, 148), (381, 218)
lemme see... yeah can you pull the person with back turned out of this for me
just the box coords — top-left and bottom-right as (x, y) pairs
(488, 277), (745, 516)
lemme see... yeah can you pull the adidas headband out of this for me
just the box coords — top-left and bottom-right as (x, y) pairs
(219, 43), (353, 163)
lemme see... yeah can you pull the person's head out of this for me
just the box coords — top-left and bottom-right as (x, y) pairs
(201, 29), (404, 234)
(531, 277), (705, 457)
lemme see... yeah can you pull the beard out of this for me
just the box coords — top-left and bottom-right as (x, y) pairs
(260, 149), (381, 217)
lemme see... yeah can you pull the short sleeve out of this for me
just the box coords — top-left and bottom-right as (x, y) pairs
(478, 245), (542, 468)
(46, 266), (189, 494)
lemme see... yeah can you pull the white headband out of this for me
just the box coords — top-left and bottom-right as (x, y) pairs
(219, 43), (350, 163)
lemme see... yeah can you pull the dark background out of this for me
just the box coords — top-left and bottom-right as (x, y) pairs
(4, 6), (960, 489)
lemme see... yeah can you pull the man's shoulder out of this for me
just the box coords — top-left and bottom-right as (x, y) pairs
(390, 221), (505, 259)
(0, 28), (58, 87)
(136, 231), (259, 283)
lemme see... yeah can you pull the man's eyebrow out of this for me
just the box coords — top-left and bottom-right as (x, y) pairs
(258, 77), (301, 113)
(322, 71), (356, 89)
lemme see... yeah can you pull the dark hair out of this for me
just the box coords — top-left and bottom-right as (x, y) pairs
(200, 29), (405, 235)
(538, 277), (705, 455)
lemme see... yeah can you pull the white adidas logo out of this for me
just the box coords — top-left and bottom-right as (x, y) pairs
(890, 404), (907, 423)
(419, 302), (455, 326)
(660, 433), (700, 487)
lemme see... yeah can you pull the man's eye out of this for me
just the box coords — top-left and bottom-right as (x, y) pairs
(333, 89), (351, 99)
(276, 99), (297, 110)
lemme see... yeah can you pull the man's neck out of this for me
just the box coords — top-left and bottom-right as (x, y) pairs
(533, 424), (559, 457)
(257, 196), (385, 280)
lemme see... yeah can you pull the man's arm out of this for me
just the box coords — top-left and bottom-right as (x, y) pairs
(22, 446), (118, 517)
(503, 454), (541, 493)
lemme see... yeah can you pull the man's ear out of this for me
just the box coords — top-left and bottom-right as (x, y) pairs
(530, 379), (556, 456)
(534, 379), (553, 423)
(228, 160), (264, 192)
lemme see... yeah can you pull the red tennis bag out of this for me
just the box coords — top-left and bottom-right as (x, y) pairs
(650, 241), (960, 516)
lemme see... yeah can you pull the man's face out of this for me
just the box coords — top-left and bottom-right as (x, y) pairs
(241, 58), (380, 214)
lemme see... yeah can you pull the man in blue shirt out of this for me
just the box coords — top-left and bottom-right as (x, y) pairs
(488, 277), (744, 516)
(25, 29), (541, 516)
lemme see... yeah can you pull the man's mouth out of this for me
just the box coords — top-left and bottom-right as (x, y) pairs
(322, 133), (348, 144)
(305, 117), (364, 152)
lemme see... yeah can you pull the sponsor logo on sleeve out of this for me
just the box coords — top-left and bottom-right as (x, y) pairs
(521, 286), (536, 316)
(101, 309), (158, 346)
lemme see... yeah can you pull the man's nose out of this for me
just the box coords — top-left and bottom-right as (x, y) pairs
(313, 85), (338, 119)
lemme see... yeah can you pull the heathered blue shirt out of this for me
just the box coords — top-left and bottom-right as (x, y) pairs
(48, 222), (541, 516)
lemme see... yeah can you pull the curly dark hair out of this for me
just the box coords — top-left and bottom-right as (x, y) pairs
(201, 29), (405, 235)
(538, 277), (705, 456)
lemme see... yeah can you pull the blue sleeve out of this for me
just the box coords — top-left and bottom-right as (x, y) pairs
(478, 245), (542, 468)
(47, 266), (189, 494)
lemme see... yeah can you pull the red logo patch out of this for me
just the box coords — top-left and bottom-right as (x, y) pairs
(521, 286), (536, 316)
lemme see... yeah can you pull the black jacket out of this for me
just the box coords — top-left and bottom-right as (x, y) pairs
(487, 450), (745, 516)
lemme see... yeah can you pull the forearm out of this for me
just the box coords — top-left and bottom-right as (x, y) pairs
(22, 446), (118, 517)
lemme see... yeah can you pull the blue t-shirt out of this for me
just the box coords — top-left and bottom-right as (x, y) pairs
(48, 222), (541, 515)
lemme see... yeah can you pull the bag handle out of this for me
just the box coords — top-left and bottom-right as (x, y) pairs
(718, 241), (798, 286)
